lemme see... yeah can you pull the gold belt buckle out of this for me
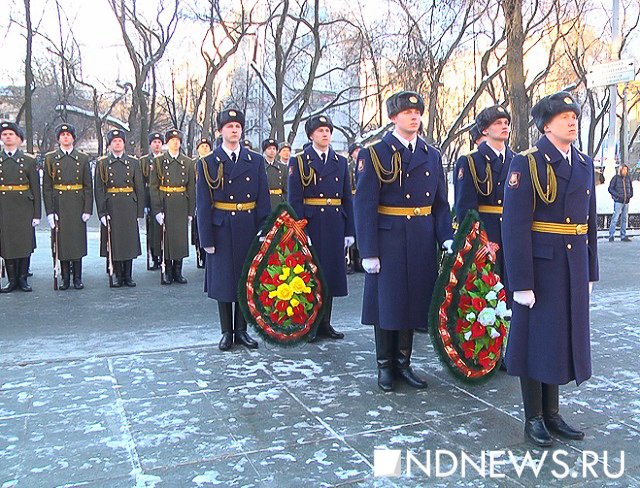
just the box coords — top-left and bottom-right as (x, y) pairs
(236, 203), (244, 211)
(8, 185), (13, 190)
(413, 207), (422, 215)
(66, 185), (72, 190)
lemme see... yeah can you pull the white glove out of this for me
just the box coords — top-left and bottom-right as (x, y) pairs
(344, 236), (355, 248)
(589, 282), (594, 295)
(47, 214), (57, 229)
(82, 213), (91, 222)
(188, 216), (193, 223)
(442, 239), (454, 255)
(307, 236), (312, 246)
(362, 257), (381, 274)
(513, 290), (536, 309)
(204, 246), (216, 254)
(155, 213), (164, 225)
(32, 218), (40, 227)
(144, 207), (149, 216)
(100, 215), (110, 227)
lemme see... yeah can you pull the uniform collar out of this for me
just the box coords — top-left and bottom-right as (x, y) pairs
(484, 141), (505, 161)
(391, 129), (418, 151)
(167, 150), (180, 159)
(312, 145), (330, 161)
(221, 143), (240, 162)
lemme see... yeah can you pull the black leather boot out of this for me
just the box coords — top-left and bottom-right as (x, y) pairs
(17, 258), (32, 292)
(161, 260), (173, 285)
(218, 301), (234, 351)
(59, 260), (71, 290)
(542, 383), (584, 440)
(395, 329), (428, 388)
(72, 259), (84, 289)
(172, 259), (188, 284)
(111, 261), (123, 287)
(122, 260), (136, 287)
(521, 377), (553, 447)
(374, 326), (395, 392)
(234, 303), (258, 348)
(317, 297), (344, 339)
(149, 254), (160, 271)
(1, 259), (18, 293)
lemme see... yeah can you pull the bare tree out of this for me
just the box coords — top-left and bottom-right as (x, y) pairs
(109, 0), (179, 153)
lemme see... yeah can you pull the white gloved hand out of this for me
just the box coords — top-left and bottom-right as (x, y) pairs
(307, 236), (312, 246)
(47, 214), (57, 229)
(188, 216), (193, 223)
(204, 246), (216, 254)
(513, 290), (536, 309)
(32, 218), (40, 227)
(144, 207), (149, 216)
(82, 213), (91, 222)
(362, 257), (381, 274)
(442, 239), (454, 255)
(155, 212), (164, 225)
(100, 215), (110, 227)
(589, 282), (594, 295)
(344, 236), (355, 249)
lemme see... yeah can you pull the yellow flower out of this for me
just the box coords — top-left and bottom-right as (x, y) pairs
(290, 298), (300, 307)
(276, 283), (294, 301)
(287, 306), (294, 317)
(279, 266), (291, 281)
(289, 276), (307, 294)
(268, 290), (277, 299)
(293, 264), (304, 275)
(303, 286), (311, 294)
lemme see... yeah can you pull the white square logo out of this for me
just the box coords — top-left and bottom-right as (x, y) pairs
(374, 449), (402, 477)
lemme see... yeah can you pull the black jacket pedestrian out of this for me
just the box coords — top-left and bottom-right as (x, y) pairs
(608, 174), (633, 204)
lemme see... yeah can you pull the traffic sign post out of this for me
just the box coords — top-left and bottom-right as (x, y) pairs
(587, 59), (635, 89)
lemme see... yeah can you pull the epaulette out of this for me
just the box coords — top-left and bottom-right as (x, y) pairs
(519, 147), (538, 156)
(463, 149), (478, 157)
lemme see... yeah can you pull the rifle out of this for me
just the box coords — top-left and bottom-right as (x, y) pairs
(146, 213), (151, 270)
(106, 217), (114, 288)
(52, 222), (60, 290)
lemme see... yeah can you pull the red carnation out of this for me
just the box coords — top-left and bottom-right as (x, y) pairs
(472, 297), (486, 311)
(260, 270), (271, 282)
(270, 312), (280, 323)
(462, 341), (475, 359)
(498, 289), (506, 301)
(478, 350), (492, 368)
(292, 252), (304, 264)
(481, 273), (498, 287)
(300, 271), (311, 283)
(276, 300), (288, 312)
(471, 321), (486, 338)
(459, 294), (472, 309)
(285, 255), (298, 268)
(268, 254), (281, 266)
(455, 319), (465, 334)
(306, 293), (315, 303)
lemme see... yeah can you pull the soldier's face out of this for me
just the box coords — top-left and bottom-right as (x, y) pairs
(264, 146), (277, 159)
(221, 122), (242, 145)
(1, 130), (19, 148)
(149, 140), (163, 153)
(197, 143), (211, 157)
(545, 111), (578, 143)
(310, 127), (332, 148)
(110, 138), (125, 153)
(167, 138), (181, 152)
(279, 147), (291, 160)
(391, 109), (421, 134)
(59, 132), (74, 147)
(484, 118), (510, 141)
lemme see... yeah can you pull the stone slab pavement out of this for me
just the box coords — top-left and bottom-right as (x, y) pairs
(0, 230), (639, 487)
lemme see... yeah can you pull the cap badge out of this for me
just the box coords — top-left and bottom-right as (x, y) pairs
(229, 110), (237, 117)
(409, 96), (418, 104)
(564, 97), (573, 104)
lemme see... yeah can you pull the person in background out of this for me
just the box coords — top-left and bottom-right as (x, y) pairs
(608, 164), (633, 242)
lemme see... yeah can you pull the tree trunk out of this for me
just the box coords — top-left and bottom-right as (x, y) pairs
(503, 0), (529, 151)
(24, 0), (35, 153)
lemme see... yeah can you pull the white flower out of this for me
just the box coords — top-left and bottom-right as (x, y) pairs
(466, 312), (476, 322)
(489, 327), (502, 339)
(495, 301), (512, 318)
(485, 290), (497, 302)
(493, 282), (504, 292)
(464, 331), (472, 340)
(477, 307), (497, 326)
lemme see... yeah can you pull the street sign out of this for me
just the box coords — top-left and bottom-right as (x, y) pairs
(587, 59), (636, 88)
